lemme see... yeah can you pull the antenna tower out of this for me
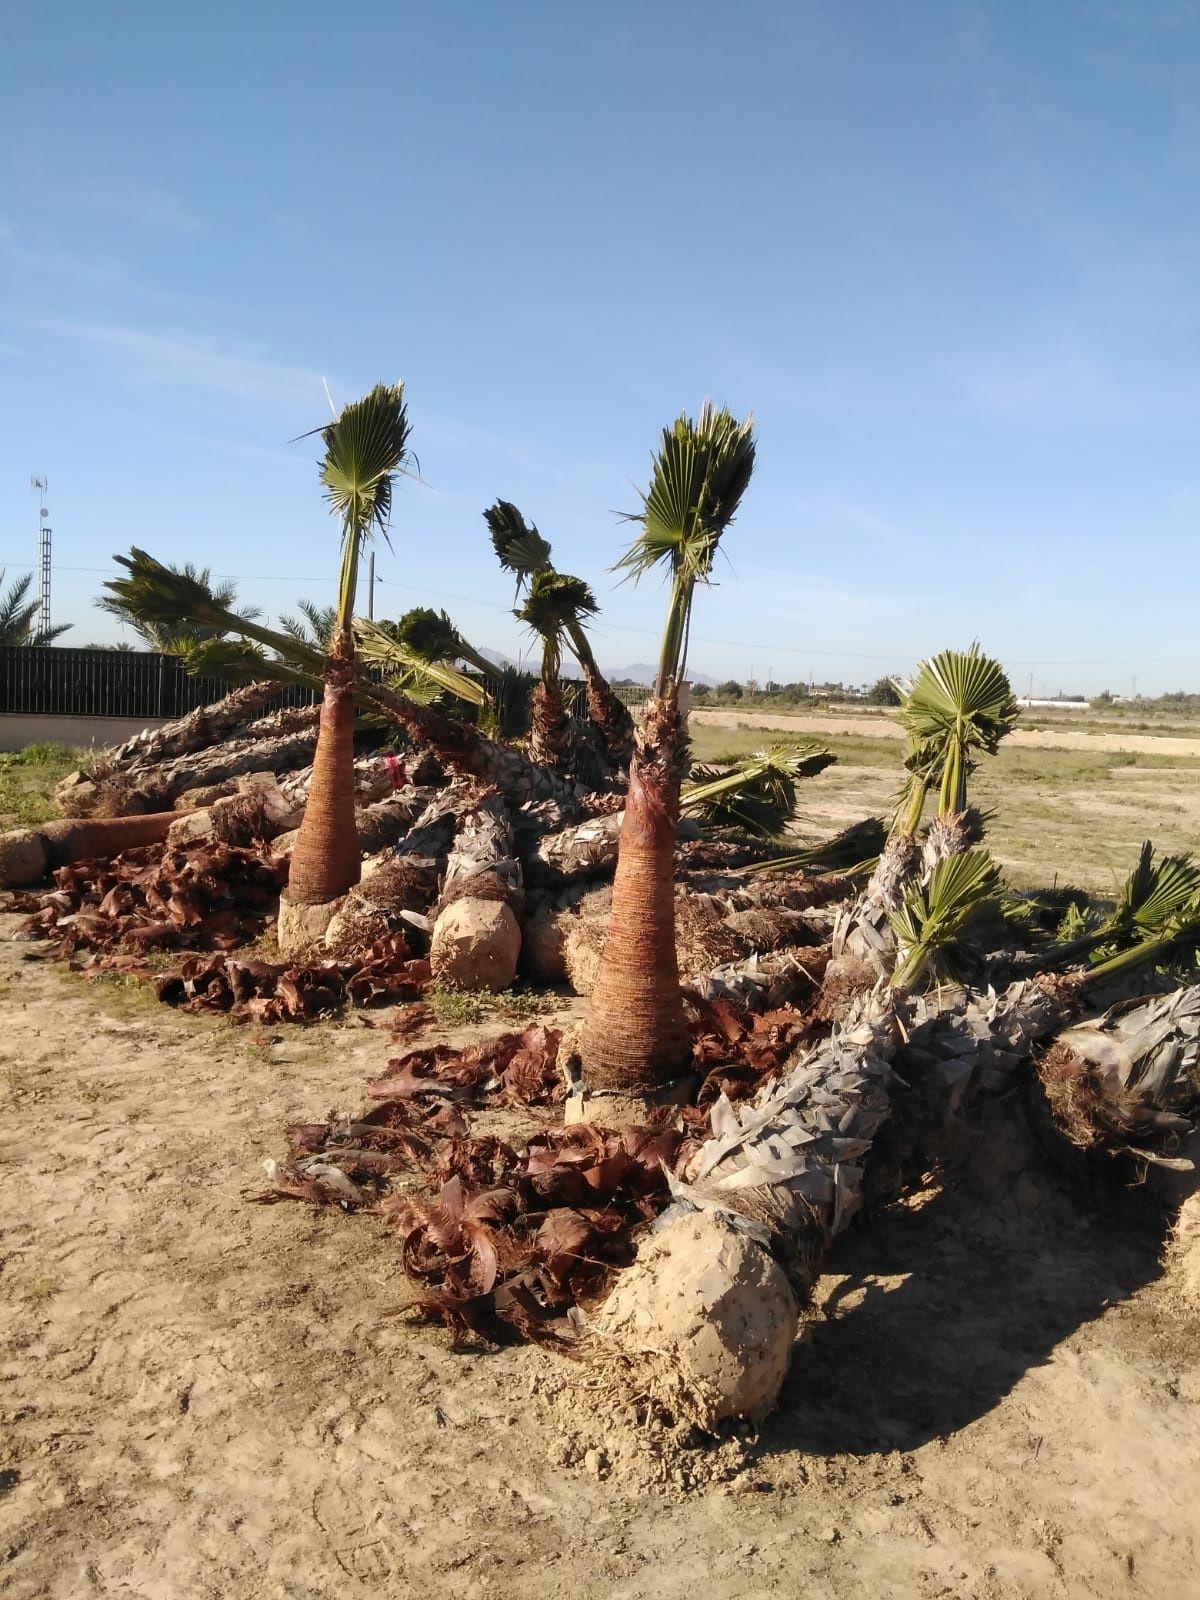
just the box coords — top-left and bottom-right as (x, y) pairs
(30, 476), (51, 638)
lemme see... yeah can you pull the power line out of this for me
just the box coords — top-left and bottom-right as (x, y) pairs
(3, 557), (1196, 670)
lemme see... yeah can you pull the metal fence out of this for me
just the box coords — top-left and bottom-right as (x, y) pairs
(0, 647), (314, 718)
(1, 646), (656, 723)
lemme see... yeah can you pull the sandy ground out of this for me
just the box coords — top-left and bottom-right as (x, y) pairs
(691, 708), (1200, 759)
(3, 918), (1200, 1599)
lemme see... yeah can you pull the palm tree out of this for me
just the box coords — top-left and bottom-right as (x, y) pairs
(283, 383), (413, 905)
(96, 563), (259, 651)
(831, 646), (1019, 986)
(278, 599), (336, 649)
(486, 499), (635, 766)
(575, 402), (756, 1109)
(896, 644), (1018, 850)
(103, 551), (583, 810)
(516, 570), (596, 771)
(0, 570), (72, 646)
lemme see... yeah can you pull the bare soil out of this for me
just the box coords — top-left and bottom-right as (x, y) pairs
(692, 708), (1200, 760)
(3, 918), (1200, 1599)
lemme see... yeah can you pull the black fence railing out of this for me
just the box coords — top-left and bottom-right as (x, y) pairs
(0, 647), (314, 719)
(1, 646), (655, 725)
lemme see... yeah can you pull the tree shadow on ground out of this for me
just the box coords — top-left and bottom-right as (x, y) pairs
(765, 1103), (1171, 1459)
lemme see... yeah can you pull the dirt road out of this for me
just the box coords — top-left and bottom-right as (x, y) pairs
(3, 924), (1200, 1598)
(692, 708), (1200, 759)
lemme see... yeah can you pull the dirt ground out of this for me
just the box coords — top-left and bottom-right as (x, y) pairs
(691, 708), (1200, 760)
(3, 917), (1200, 1600)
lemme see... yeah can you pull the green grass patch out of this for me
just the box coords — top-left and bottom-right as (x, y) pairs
(426, 982), (564, 1029)
(0, 744), (85, 827)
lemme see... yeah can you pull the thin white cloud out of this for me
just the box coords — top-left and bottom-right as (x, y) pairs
(30, 315), (333, 407)
(0, 220), (194, 309)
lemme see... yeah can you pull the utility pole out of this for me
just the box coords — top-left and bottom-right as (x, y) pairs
(367, 551), (376, 620)
(30, 477), (51, 639)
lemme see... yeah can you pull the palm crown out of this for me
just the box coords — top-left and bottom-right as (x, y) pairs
(485, 500), (553, 597)
(896, 643), (1019, 822)
(516, 570), (598, 684)
(316, 383), (412, 629)
(617, 401), (755, 694)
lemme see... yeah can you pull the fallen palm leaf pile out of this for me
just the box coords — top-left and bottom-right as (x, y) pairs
(153, 939), (430, 1021)
(10, 841), (288, 955)
(253, 1003), (815, 1343)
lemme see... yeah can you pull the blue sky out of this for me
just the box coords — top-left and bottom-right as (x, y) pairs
(3, 0), (1199, 693)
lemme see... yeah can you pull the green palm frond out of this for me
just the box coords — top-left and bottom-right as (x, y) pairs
(354, 618), (486, 706)
(485, 500), (553, 594)
(889, 849), (1004, 990)
(105, 550), (328, 676)
(1108, 842), (1200, 941)
(315, 383), (411, 626)
(683, 743), (834, 839)
(278, 600), (336, 648)
(1, 568), (73, 646)
(179, 635), (316, 688)
(516, 569), (599, 686)
(616, 402), (756, 693)
(741, 815), (887, 875)
(97, 558), (260, 651)
(0, 569), (37, 643)
(392, 606), (497, 681)
(897, 644), (1019, 820)
(394, 606), (462, 663)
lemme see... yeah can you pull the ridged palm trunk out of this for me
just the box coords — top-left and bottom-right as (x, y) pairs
(575, 690), (692, 1102)
(364, 682), (581, 809)
(286, 632), (361, 905)
(569, 631), (635, 769)
(0, 810), (178, 888)
(99, 679), (286, 773)
(527, 681), (576, 773)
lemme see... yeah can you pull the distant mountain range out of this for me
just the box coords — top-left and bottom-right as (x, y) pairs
(479, 648), (717, 687)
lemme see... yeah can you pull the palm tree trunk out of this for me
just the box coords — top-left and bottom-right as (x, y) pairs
(567, 626), (635, 768)
(574, 691), (692, 1106)
(97, 680), (287, 773)
(527, 681), (575, 772)
(285, 634), (361, 905)
(362, 682), (581, 809)
(1, 811), (177, 888)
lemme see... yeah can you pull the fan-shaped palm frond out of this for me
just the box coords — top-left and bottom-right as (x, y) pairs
(314, 383), (411, 626)
(485, 500), (553, 596)
(516, 569), (598, 685)
(889, 849), (1004, 990)
(616, 402), (756, 694)
(105, 550), (328, 676)
(896, 644), (1019, 820)
(1108, 842), (1200, 942)
(392, 605), (497, 682)
(683, 743), (834, 838)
